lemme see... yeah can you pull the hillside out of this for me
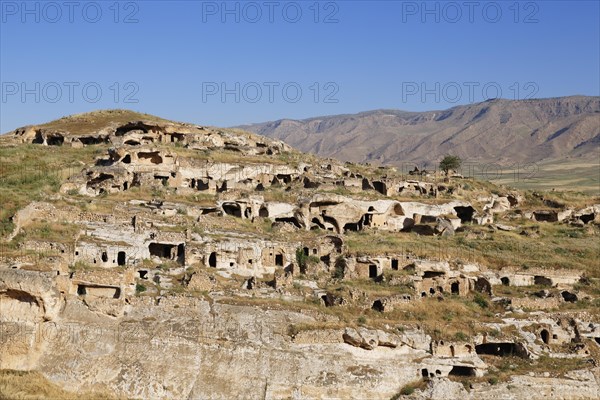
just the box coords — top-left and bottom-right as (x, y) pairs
(1, 110), (600, 399)
(239, 96), (600, 193)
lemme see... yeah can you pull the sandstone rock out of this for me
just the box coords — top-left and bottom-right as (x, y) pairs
(490, 196), (511, 213)
(342, 327), (364, 348)
(357, 327), (379, 350)
(377, 330), (399, 348)
(422, 378), (469, 400)
(495, 223), (517, 231)
(435, 218), (455, 236)
(342, 327), (382, 350)
(187, 273), (216, 291)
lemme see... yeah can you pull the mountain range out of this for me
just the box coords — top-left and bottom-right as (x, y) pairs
(238, 96), (600, 168)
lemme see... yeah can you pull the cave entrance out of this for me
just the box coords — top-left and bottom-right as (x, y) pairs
(369, 264), (378, 278)
(209, 252), (217, 268)
(138, 151), (163, 164)
(423, 271), (445, 278)
(580, 213), (595, 224)
(449, 366), (476, 377)
(222, 203), (242, 217)
(47, 134), (65, 146)
(275, 254), (284, 266)
(533, 211), (558, 222)
(372, 181), (386, 195)
(475, 278), (492, 295)
(454, 206), (475, 223)
(32, 131), (44, 144)
(149, 242), (184, 264)
(501, 277), (510, 286)
(79, 136), (106, 145)
(117, 251), (126, 266)
(321, 294), (335, 307)
(540, 329), (550, 344)
(475, 342), (528, 358)
(149, 243), (176, 259)
(177, 244), (185, 265)
(343, 222), (361, 232)
(561, 291), (578, 303)
(170, 133), (185, 142)
(451, 282), (460, 294)
(372, 300), (384, 312)
(534, 276), (553, 286)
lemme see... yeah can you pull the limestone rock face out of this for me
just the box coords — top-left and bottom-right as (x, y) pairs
(421, 378), (469, 400)
(0, 269), (63, 322)
(187, 273), (216, 291)
(0, 270), (430, 399)
(2, 110), (600, 400)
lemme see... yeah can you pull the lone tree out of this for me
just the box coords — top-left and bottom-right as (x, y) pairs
(439, 155), (462, 174)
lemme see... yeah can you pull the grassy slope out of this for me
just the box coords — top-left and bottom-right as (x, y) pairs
(1, 111), (599, 353)
(32, 109), (174, 134)
(0, 144), (108, 237)
(490, 157), (600, 195)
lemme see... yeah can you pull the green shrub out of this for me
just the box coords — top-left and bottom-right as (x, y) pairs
(333, 256), (347, 279)
(439, 155), (462, 174)
(135, 284), (147, 293)
(296, 247), (307, 274)
(473, 293), (489, 308)
(287, 324), (299, 337)
(399, 385), (415, 395)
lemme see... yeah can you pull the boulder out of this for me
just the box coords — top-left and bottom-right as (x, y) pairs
(495, 223), (516, 231)
(490, 196), (511, 213)
(377, 330), (399, 348)
(422, 378), (469, 400)
(342, 327), (364, 348)
(435, 218), (455, 236)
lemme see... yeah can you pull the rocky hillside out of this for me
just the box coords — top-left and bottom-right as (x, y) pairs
(239, 96), (600, 166)
(1, 110), (600, 399)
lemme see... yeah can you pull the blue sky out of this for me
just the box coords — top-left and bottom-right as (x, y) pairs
(1, 0), (599, 132)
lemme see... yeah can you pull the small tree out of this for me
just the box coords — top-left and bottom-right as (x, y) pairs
(296, 247), (307, 274)
(333, 256), (347, 280)
(439, 155), (462, 174)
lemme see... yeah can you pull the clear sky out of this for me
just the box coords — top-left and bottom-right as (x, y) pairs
(1, 0), (598, 132)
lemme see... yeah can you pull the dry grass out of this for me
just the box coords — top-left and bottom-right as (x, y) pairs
(218, 287), (503, 341)
(0, 144), (106, 238)
(392, 379), (429, 398)
(33, 109), (173, 135)
(0, 370), (121, 400)
(491, 158), (600, 195)
(467, 354), (592, 386)
(344, 222), (600, 277)
(364, 295), (503, 340)
(22, 221), (80, 243)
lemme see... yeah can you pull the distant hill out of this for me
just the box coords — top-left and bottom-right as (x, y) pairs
(238, 96), (600, 167)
